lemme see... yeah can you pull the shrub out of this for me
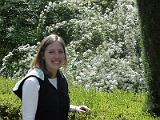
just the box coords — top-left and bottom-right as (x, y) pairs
(65, 0), (145, 91)
(0, 43), (39, 78)
(0, 77), (21, 120)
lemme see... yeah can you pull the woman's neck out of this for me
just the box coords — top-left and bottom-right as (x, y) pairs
(50, 70), (58, 79)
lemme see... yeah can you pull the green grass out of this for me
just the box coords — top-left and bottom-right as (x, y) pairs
(0, 77), (160, 120)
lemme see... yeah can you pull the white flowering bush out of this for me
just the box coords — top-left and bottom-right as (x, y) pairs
(0, 43), (39, 78)
(0, 0), (146, 91)
(64, 0), (145, 91)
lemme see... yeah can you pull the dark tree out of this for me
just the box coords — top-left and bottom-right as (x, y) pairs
(136, 0), (160, 116)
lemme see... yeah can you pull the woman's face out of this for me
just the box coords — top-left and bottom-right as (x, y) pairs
(43, 41), (65, 74)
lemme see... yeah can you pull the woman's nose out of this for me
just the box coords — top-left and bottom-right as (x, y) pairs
(54, 52), (60, 58)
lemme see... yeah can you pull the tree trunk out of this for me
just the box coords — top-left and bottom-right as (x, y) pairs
(136, 0), (160, 116)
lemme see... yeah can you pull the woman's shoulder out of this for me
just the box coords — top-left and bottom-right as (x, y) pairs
(26, 68), (44, 81)
(25, 76), (40, 85)
(12, 68), (43, 98)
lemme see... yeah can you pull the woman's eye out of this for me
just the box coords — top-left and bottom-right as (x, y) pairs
(59, 51), (64, 53)
(49, 51), (54, 53)
(48, 51), (64, 54)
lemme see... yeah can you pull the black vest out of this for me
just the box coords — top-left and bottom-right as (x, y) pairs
(13, 71), (70, 120)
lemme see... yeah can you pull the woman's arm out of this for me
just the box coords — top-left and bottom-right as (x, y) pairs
(22, 77), (40, 120)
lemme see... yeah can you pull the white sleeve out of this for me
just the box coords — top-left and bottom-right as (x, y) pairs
(22, 77), (40, 120)
(69, 105), (77, 112)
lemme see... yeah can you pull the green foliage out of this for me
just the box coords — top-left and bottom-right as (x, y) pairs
(0, 0), (38, 65)
(0, 94), (21, 120)
(0, 77), (160, 120)
(0, 77), (21, 120)
(137, 0), (160, 117)
(0, 0), (62, 66)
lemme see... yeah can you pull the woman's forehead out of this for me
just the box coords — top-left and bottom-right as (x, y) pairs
(46, 41), (64, 50)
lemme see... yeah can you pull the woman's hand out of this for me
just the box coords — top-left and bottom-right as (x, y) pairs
(75, 105), (90, 113)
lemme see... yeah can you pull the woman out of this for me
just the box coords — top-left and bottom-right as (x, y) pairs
(13, 34), (90, 120)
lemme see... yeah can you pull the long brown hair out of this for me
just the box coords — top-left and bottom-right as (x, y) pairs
(30, 34), (67, 78)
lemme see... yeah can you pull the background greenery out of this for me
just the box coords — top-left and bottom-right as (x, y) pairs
(0, 0), (145, 91)
(136, 0), (160, 116)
